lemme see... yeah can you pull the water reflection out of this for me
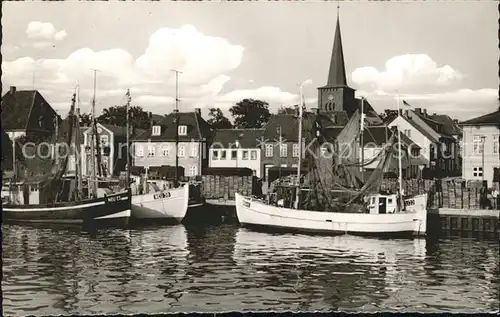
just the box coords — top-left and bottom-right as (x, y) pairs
(2, 224), (499, 315)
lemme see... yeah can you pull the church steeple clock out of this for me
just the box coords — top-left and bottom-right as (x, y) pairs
(317, 10), (356, 116)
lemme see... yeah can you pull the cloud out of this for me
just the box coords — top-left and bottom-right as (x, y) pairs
(25, 22), (67, 48)
(356, 88), (497, 121)
(3, 24), (298, 115)
(351, 54), (464, 93)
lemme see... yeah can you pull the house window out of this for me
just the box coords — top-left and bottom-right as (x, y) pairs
(189, 166), (197, 176)
(100, 135), (109, 146)
(220, 150), (227, 160)
(293, 143), (300, 157)
(178, 145), (185, 157)
(292, 164), (298, 168)
(473, 135), (484, 155)
(212, 150), (219, 160)
(152, 126), (161, 136)
(494, 135), (499, 154)
(148, 145), (156, 157)
(231, 150), (237, 160)
(178, 125), (187, 136)
(242, 150), (249, 160)
(161, 146), (169, 157)
(404, 129), (411, 138)
(250, 150), (257, 160)
(281, 164), (287, 168)
(135, 145), (144, 157)
(191, 144), (198, 157)
(473, 167), (483, 177)
(265, 144), (273, 157)
(280, 144), (288, 157)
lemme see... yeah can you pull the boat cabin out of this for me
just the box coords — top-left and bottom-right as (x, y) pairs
(1, 181), (42, 205)
(368, 194), (400, 214)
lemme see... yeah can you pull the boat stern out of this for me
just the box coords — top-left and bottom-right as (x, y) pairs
(407, 194), (428, 237)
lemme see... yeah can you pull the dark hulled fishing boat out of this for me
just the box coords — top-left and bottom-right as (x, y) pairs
(2, 88), (131, 226)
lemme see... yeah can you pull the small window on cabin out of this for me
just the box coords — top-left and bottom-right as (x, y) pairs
(231, 150), (237, 160)
(178, 125), (187, 136)
(220, 150), (227, 160)
(388, 198), (393, 204)
(212, 150), (219, 160)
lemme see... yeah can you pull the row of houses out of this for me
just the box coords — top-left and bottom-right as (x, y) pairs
(2, 10), (498, 185)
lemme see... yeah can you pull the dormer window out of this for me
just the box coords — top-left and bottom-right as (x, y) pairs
(152, 125), (161, 136)
(178, 125), (187, 136)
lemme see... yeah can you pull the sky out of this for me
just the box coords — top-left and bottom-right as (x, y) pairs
(1, 1), (498, 121)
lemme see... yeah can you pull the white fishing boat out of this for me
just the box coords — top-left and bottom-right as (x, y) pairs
(131, 185), (189, 222)
(122, 89), (191, 222)
(235, 192), (427, 237)
(235, 87), (428, 238)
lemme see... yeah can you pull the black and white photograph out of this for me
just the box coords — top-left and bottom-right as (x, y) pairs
(1, 0), (499, 315)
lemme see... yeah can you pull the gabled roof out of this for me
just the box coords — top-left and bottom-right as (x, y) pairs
(429, 114), (462, 136)
(356, 98), (384, 126)
(133, 111), (212, 141)
(400, 115), (441, 143)
(212, 129), (264, 148)
(459, 108), (500, 126)
(2, 88), (61, 135)
(1, 89), (37, 130)
(412, 111), (453, 138)
(262, 113), (323, 143)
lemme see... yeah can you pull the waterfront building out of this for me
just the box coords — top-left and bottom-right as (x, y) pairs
(261, 114), (305, 181)
(132, 108), (212, 177)
(1, 86), (61, 141)
(209, 129), (264, 177)
(388, 108), (459, 177)
(459, 107), (500, 186)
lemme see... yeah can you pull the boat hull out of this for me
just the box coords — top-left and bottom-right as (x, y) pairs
(2, 190), (132, 226)
(235, 193), (428, 238)
(131, 185), (189, 223)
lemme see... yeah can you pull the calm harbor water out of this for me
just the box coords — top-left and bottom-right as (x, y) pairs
(2, 223), (499, 315)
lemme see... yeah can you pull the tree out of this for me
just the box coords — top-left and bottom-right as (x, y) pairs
(229, 99), (271, 129)
(79, 113), (92, 126)
(97, 105), (152, 129)
(379, 109), (399, 124)
(278, 105), (298, 115)
(207, 108), (233, 130)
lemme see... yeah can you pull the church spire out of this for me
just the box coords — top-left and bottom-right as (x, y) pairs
(326, 11), (347, 87)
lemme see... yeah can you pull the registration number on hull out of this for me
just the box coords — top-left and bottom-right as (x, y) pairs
(154, 192), (172, 200)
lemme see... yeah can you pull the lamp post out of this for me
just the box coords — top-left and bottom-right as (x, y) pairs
(481, 136), (486, 182)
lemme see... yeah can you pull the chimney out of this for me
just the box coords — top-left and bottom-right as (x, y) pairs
(9, 86), (16, 94)
(415, 108), (422, 114)
(433, 113), (437, 116)
(194, 108), (201, 116)
(311, 107), (318, 113)
(423, 109), (428, 116)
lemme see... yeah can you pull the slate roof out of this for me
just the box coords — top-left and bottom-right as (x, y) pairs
(429, 114), (462, 136)
(413, 111), (454, 138)
(356, 98), (384, 126)
(1, 88), (60, 132)
(459, 108), (500, 126)
(262, 112), (324, 143)
(212, 129), (264, 148)
(134, 111), (212, 142)
(402, 115), (441, 143)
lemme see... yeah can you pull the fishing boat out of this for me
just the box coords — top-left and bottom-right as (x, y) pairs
(235, 90), (428, 238)
(2, 86), (131, 225)
(122, 88), (192, 223)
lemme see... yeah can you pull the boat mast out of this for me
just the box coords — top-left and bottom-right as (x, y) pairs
(360, 97), (365, 182)
(295, 84), (304, 209)
(74, 86), (83, 200)
(89, 70), (98, 198)
(171, 69), (182, 187)
(396, 94), (403, 209)
(126, 89), (131, 188)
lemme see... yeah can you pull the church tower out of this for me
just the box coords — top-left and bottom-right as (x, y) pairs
(317, 11), (357, 117)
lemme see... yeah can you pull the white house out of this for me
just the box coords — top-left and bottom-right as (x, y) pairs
(388, 110), (437, 166)
(459, 107), (500, 186)
(209, 129), (264, 177)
